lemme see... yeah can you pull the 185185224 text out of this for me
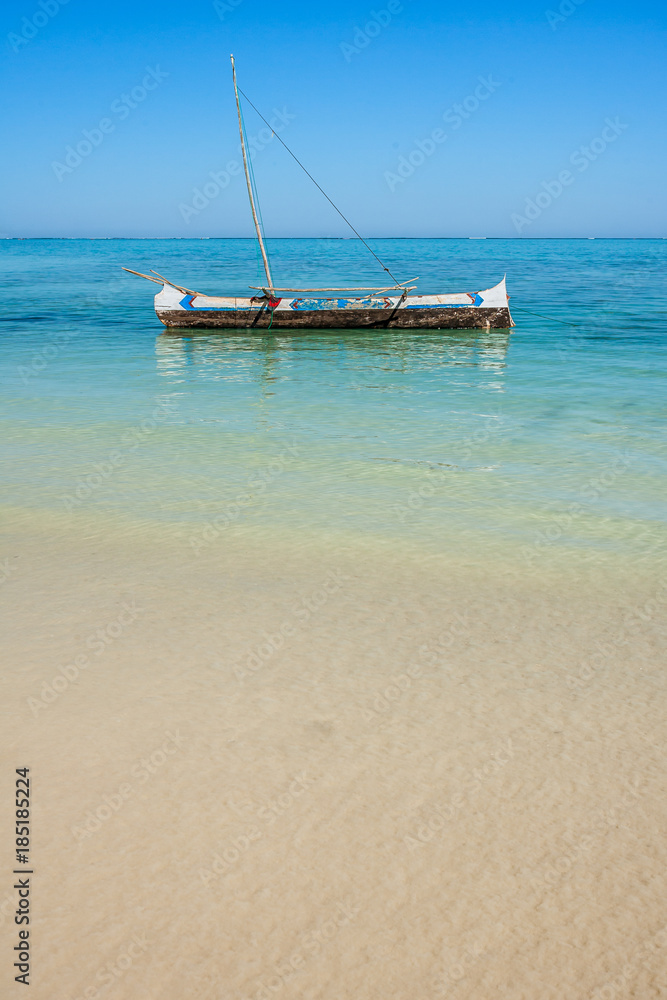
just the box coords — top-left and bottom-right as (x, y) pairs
(13, 768), (32, 985)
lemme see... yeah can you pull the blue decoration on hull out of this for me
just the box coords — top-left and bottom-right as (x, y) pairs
(179, 294), (239, 312)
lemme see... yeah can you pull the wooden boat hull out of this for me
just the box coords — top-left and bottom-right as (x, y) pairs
(156, 305), (511, 330)
(154, 278), (513, 331)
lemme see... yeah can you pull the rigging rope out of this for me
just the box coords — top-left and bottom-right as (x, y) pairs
(237, 87), (401, 286)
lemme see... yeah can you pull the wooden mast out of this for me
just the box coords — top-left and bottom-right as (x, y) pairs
(231, 55), (274, 294)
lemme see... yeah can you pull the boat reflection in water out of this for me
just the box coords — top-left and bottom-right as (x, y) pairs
(151, 326), (513, 550)
(154, 327), (510, 393)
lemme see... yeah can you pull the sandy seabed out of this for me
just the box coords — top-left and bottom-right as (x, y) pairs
(1, 510), (666, 1000)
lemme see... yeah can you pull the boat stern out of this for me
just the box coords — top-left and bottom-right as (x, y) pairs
(477, 276), (514, 326)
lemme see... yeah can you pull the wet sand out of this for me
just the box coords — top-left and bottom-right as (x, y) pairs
(1, 510), (666, 999)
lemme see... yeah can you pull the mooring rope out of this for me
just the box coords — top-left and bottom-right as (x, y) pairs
(511, 306), (593, 328)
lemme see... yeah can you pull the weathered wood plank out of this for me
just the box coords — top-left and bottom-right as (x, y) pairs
(156, 307), (513, 330)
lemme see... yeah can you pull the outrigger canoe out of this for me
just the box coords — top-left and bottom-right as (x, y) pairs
(123, 271), (513, 330)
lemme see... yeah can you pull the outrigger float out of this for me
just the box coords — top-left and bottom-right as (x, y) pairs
(125, 58), (514, 332)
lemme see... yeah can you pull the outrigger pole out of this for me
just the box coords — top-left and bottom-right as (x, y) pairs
(231, 55), (274, 294)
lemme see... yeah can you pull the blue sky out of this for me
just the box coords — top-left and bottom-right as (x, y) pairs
(1, 0), (665, 237)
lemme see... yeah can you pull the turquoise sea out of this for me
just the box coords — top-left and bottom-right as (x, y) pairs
(4, 239), (667, 1000)
(2, 237), (666, 576)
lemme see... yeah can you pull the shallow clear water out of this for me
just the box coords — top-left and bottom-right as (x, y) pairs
(2, 238), (666, 573)
(3, 239), (667, 1000)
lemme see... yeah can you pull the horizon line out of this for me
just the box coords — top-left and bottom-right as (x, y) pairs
(2, 236), (666, 241)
